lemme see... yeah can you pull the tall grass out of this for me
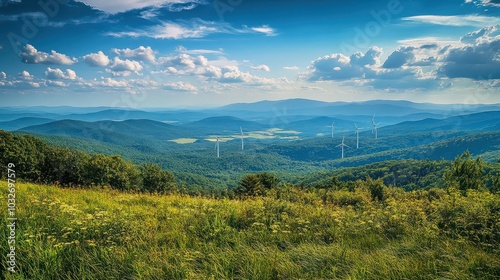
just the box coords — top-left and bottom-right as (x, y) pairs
(1, 181), (499, 279)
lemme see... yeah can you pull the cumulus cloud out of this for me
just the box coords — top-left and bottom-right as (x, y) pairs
(250, 64), (270, 72)
(283, 66), (299, 70)
(83, 51), (110, 67)
(306, 26), (500, 90)
(460, 25), (498, 44)
(19, 70), (33, 79)
(46, 80), (68, 87)
(438, 41), (500, 79)
(156, 53), (275, 85)
(382, 47), (415, 68)
(0, 71), (6, 79)
(164, 81), (198, 92)
(307, 47), (382, 81)
(27, 82), (40, 88)
(112, 46), (156, 63)
(19, 44), (77, 65)
(465, 0), (500, 7)
(108, 57), (143, 73)
(95, 77), (129, 88)
(45, 67), (77, 80)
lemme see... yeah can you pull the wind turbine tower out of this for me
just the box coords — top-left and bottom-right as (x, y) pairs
(336, 135), (350, 159)
(240, 127), (244, 151)
(215, 137), (220, 158)
(372, 115), (381, 139)
(330, 122), (335, 138)
(354, 123), (362, 149)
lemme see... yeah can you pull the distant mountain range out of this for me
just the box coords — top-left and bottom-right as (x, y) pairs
(379, 111), (500, 135)
(3, 99), (500, 125)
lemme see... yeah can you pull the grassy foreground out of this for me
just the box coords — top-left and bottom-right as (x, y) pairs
(1, 181), (499, 279)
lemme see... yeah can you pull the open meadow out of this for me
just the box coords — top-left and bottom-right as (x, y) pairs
(1, 181), (498, 279)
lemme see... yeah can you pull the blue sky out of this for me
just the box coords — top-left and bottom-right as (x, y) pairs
(0, 0), (499, 108)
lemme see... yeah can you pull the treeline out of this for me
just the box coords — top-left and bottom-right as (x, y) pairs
(235, 151), (500, 198)
(0, 131), (176, 193)
(299, 158), (500, 192)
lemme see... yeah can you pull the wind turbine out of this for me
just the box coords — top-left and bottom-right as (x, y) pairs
(354, 123), (362, 149)
(336, 135), (350, 159)
(215, 137), (220, 158)
(330, 122), (335, 138)
(371, 115), (381, 139)
(240, 127), (244, 151)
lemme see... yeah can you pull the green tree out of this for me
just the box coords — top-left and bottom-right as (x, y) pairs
(366, 176), (386, 201)
(140, 163), (177, 194)
(40, 147), (88, 186)
(445, 151), (485, 194)
(258, 172), (280, 190)
(105, 155), (140, 191)
(236, 174), (264, 196)
(235, 172), (280, 197)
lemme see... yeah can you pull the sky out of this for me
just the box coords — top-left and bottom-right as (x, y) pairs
(0, 0), (499, 108)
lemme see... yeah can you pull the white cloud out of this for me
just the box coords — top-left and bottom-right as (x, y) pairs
(83, 51), (110, 67)
(460, 25), (499, 44)
(106, 19), (277, 40)
(94, 77), (129, 87)
(108, 57), (143, 72)
(107, 20), (219, 39)
(466, 0), (500, 7)
(249, 25), (276, 36)
(306, 26), (500, 91)
(164, 81), (198, 92)
(75, 0), (206, 14)
(19, 70), (32, 79)
(307, 47), (382, 81)
(0, 71), (6, 79)
(156, 53), (276, 85)
(112, 46), (156, 63)
(45, 67), (77, 80)
(398, 37), (462, 48)
(149, 21), (218, 39)
(27, 82), (40, 88)
(401, 15), (500, 27)
(19, 44), (77, 65)
(176, 46), (224, 55)
(438, 28), (500, 79)
(46, 80), (68, 87)
(283, 66), (299, 70)
(250, 64), (270, 72)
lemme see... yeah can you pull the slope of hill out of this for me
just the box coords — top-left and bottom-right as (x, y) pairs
(184, 116), (266, 132)
(0, 117), (54, 131)
(19, 119), (195, 139)
(2, 181), (498, 279)
(379, 111), (500, 135)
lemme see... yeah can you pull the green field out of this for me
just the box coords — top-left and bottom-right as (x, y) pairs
(2, 181), (498, 279)
(169, 138), (199, 144)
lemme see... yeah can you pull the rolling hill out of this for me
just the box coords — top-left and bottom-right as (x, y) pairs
(184, 116), (266, 133)
(0, 117), (54, 131)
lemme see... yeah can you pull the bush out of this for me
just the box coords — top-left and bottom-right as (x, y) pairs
(235, 172), (280, 197)
(445, 151), (485, 194)
(140, 163), (177, 194)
